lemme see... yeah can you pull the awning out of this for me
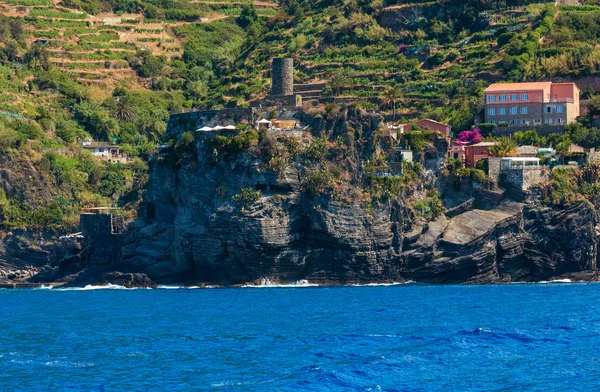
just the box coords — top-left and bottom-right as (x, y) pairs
(257, 119), (271, 124)
(213, 125), (225, 130)
(224, 125), (236, 130)
(196, 126), (213, 131)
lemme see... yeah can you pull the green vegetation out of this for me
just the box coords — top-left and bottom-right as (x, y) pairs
(2, 0), (600, 229)
(232, 187), (261, 204)
(413, 191), (445, 221)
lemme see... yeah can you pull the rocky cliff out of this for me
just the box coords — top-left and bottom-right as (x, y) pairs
(117, 109), (600, 285)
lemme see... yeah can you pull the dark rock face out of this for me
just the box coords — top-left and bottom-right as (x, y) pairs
(99, 272), (157, 288)
(405, 200), (598, 284)
(120, 108), (600, 285)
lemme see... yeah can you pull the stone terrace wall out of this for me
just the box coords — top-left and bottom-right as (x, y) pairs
(167, 108), (254, 137)
(492, 125), (566, 137)
(503, 166), (549, 191)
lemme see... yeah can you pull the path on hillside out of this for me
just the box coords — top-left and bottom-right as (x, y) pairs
(190, 0), (278, 6)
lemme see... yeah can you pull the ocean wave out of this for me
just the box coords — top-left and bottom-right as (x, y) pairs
(56, 284), (138, 291)
(44, 360), (95, 368)
(539, 279), (572, 284)
(241, 279), (319, 288)
(349, 281), (414, 287)
(33, 284), (54, 290)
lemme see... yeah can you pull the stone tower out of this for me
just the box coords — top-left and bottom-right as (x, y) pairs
(271, 58), (293, 96)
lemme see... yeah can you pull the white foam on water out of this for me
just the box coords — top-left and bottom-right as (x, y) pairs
(157, 285), (184, 289)
(56, 284), (135, 291)
(539, 279), (572, 284)
(242, 279), (319, 288)
(184, 285), (220, 289)
(349, 281), (414, 287)
(44, 360), (95, 368)
(34, 285), (54, 290)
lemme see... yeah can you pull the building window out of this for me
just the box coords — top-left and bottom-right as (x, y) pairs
(521, 120), (527, 125)
(556, 106), (564, 113)
(99, 148), (104, 153)
(521, 107), (528, 114)
(510, 119), (518, 125)
(487, 95), (496, 102)
(488, 108), (496, 115)
(510, 94), (518, 101)
(557, 118), (564, 124)
(547, 119), (553, 124)
(499, 94), (507, 101)
(546, 107), (552, 113)
(534, 119), (541, 124)
(510, 107), (518, 114)
(499, 108), (507, 115)
(490, 120), (497, 125)
(520, 93), (528, 100)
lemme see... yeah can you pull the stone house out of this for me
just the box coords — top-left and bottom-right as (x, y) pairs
(488, 157), (549, 191)
(82, 140), (128, 163)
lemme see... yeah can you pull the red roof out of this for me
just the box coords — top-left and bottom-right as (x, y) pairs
(417, 118), (451, 128)
(485, 82), (552, 92)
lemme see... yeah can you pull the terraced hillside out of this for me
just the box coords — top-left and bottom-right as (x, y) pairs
(0, 0), (278, 88)
(1, 0), (600, 232)
(224, 1), (598, 130)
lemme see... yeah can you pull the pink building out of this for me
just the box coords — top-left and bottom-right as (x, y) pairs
(484, 82), (580, 126)
(448, 144), (465, 161)
(464, 142), (496, 168)
(398, 119), (452, 138)
(416, 119), (452, 138)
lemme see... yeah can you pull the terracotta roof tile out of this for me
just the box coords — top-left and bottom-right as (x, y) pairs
(485, 82), (552, 92)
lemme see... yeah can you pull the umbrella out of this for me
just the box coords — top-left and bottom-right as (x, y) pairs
(196, 126), (213, 131)
(224, 125), (236, 130)
(257, 119), (271, 124)
(213, 125), (225, 130)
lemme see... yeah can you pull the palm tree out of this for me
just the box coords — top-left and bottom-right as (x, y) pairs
(116, 101), (136, 122)
(328, 72), (347, 101)
(380, 85), (403, 122)
(555, 139), (570, 165)
(489, 137), (516, 157)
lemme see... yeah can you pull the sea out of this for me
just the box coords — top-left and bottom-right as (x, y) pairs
(1, 282), (600, 391)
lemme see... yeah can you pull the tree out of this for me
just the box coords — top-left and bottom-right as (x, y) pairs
(513, 129), (545, 146)
(116, 100), (136, 122)
(23, 44), (50, 70)
(237, 4), (258, 29)
(380, 85), (403, 121)
(555, 139), (570, 164)
(489, 137), (516, 157)
(327, 73), (347, 100)
(587, 95), (600, 118)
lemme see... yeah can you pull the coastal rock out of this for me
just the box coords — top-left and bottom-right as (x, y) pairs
(114, 111), (600, 285)
(99, 272), (157, 288)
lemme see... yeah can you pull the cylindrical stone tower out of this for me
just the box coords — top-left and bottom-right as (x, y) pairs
(272, 57), (293, 96)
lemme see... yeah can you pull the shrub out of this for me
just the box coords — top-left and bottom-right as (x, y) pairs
(413, 194), (444, 221)
(303, 136), (328, 162)
(232, 187), (261, 204)
(455, 168), (486, 183)
(302, 168), (334, 196)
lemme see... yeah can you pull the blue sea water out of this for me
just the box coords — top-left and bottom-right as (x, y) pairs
(1, 283), (600, 391)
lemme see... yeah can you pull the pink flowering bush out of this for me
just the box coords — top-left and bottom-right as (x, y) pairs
(456, 128), (483, 145)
